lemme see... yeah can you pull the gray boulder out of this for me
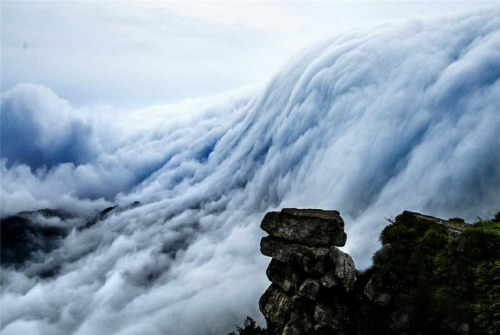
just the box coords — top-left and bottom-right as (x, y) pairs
(320, 269), (339, 289)
(298, 278), (321, 300)
(314, 303), (350, 330)
(266, 259), (303, 294)
(261, 236), (330, 275)
(261, 208), (346, 247)
(259, 284), (292, 330)
(364, 275), (391, 307)
(282, 309), (313, 335)
(330, 247), (356, 292)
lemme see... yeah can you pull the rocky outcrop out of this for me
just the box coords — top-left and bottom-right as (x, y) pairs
(261, 209), (347, 247)
(259, 208), (356, 334)
(254, 209), (500, 335)
(398, 210), (467, 236)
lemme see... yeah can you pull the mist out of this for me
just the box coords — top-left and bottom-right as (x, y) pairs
(1, 9), (500, 335)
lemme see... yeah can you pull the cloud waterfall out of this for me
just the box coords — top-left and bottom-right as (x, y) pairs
(1, 9), (500, 335)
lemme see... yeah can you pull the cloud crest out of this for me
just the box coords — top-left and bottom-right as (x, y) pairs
(1, 9), (500, 335)
(1, 84), (98, 170)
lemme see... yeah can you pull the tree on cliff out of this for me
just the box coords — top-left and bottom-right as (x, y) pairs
(227, 316), (267, 335)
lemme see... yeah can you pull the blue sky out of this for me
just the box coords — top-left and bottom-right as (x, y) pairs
(2, 1), (498, 109)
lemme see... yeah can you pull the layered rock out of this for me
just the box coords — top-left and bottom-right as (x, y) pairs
(261, 209), (347, 247)
(259, 208), (356, 334)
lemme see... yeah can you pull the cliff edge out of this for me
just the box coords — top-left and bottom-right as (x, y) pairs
(255, 209), (500, 335)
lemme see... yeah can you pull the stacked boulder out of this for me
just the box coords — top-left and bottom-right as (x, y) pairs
(259, 208), (356, 335)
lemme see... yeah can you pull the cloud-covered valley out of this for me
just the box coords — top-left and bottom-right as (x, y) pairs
(1, 9), (500, 335)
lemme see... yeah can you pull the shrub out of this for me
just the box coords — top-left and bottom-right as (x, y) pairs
(227, 317), (267, 335)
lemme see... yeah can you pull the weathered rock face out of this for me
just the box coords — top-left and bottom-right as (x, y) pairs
(259, 208), (356, 334)
(261, 209), (346, 247)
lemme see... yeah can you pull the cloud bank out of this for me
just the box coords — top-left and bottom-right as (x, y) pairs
(1, 9), (500, 335)
(1, 84), (97, 170)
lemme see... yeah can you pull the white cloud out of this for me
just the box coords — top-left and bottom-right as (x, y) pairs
(1, 9), (500, 335)
(2, 1), (498, 108)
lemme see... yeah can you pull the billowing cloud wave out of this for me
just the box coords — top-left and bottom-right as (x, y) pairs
(1, 84), (98, 170)
(1, 9), (500, 335)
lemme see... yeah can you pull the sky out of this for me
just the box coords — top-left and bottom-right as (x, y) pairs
(2, 1), (499, 109)
(1, 3), (500, 335)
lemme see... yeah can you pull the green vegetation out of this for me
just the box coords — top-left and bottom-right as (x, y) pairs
(227, 317), (267, 335)
(231, 211), (499, 334)
(370, 211), (500, 334)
